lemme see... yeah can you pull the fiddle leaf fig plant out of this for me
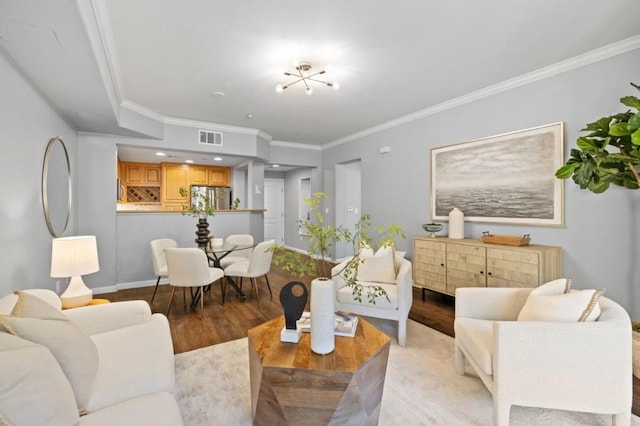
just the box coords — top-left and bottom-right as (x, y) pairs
(269, 192), (405, 304)
(178, 186), (216, 219)
(555, 82), (640, 193)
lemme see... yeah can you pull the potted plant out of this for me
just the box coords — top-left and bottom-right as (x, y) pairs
(555, 82), (640, 192)
(555, 82), (640, 376)
(271, 192), (405, 301)
(178, 186), (216, 249)
(270, 192), (405, 354)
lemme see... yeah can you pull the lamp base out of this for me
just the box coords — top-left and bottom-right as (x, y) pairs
(60, 276), (93, 309)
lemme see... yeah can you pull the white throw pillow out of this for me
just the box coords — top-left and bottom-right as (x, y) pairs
(518, 279), (604, 322)
(0, 333), (80, 426)
(0, 291), (98, 413)
(356, 245), (397, 284)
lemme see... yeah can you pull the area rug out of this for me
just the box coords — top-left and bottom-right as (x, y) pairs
(175, 319), (636, 425)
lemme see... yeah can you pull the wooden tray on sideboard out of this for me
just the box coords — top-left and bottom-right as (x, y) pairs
(481, 232), (531, 246)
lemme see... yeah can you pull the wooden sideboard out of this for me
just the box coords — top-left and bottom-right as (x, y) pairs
(413, 237), (562, 296)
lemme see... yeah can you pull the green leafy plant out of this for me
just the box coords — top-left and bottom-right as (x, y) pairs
(270, 192), (405, 304)
(178, 186), (216, 219)
(555, 82), (640, 193)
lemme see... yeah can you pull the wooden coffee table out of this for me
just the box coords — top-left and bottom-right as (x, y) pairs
(248, 315), (390, 425)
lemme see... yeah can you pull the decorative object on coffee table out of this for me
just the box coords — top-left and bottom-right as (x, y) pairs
(279, 281), (308, 343)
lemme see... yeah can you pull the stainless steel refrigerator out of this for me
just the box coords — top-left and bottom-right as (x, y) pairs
(190, 185), (232, 210)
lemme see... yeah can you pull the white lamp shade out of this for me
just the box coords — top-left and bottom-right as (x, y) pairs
(51, 235), (100, 278)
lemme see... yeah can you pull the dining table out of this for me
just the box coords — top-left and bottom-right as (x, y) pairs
(190, 241), (256, 307)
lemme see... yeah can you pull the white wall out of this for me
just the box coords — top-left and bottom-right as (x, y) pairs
(0, 51), (78, 295)
(322, 48), (640, 318)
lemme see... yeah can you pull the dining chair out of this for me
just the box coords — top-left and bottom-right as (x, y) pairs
(223, 240), (275, 307)
(219, 234), (254, 269)
(165, 248), (224, 318)
(149, 238), (177, 303)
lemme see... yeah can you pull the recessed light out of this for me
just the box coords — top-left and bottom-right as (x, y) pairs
(212, 91), (225, 97)
(213, 157), (223, 162)
(185, 159), (194, 164)
(247, 114), (253, 119)
(272, 164), (280, 168)
(155, 152), (166, 156)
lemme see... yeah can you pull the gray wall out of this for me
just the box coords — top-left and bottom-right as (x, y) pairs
(322, 48), (640, 318)
(0, 51), (79, 296)
(114, 212), (263, 289)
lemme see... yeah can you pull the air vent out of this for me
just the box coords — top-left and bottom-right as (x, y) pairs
(199, 130), (223, 146)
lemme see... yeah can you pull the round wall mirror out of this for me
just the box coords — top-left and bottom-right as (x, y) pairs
(42, 137), (72, 237)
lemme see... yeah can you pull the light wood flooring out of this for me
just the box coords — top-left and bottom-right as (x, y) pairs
(100, 262), (639, 416)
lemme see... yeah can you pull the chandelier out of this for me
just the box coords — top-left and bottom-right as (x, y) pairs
(275, 62), (340, 95)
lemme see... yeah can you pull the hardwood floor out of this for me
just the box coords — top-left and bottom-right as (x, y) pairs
(100, 262), (455, 354)
(101, 264), (639, 416)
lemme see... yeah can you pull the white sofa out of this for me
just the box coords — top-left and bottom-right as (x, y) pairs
(454, 287), (632, 426)
(0, 289), (183, 426)
(331, 256), (413, 346)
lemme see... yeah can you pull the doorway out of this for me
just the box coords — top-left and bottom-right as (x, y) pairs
(264, 178), (285, 244)
(335, 160), (362, 260)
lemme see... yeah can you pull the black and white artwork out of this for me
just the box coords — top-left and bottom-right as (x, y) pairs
(431, 122), (564, 226)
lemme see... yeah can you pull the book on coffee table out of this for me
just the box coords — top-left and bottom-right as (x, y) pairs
(296, 311), (359, 337)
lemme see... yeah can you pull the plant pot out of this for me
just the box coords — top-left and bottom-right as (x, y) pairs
(310, 278), (335, 355)
(633, 326), (640, 378)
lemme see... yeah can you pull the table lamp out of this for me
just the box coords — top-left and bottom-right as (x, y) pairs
(51, 235), (100, 308)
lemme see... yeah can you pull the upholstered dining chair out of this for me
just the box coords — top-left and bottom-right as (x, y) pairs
(223, 240), (275, 307)
(165, 248), (224, 318)
(219, 234), (254, 269)
(149, 238), (177, 303)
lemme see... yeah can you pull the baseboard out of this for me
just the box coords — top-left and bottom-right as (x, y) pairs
(92, 278), (168, 295)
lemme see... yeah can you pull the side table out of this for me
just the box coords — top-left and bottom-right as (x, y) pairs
(248, 315), (390, 425)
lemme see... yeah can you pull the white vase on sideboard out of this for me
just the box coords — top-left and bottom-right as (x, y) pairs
(448, 208), (464, 239)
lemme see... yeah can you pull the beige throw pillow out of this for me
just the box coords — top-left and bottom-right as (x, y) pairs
(517, 279), (604, 322)
(356, 245), (397, 284)
(0, 292), (98, 413)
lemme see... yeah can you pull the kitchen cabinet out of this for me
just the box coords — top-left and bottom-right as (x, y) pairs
(123, 162), (161, 186)
(208, 166), (230, 186)
(189, 166), (209, 185)
(161, 163), (189, 209)
(413, 237), (562, 296)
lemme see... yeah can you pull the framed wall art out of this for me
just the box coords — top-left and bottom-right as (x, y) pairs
(430, 122), (564, 226)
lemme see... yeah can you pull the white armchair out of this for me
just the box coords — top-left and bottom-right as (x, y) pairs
(331, 256), (412, 346)
(454, 287), (632, 426)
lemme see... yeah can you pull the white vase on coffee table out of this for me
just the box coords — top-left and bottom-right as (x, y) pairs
(310, 278), (335, 355)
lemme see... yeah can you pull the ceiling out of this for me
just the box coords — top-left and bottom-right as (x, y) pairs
(1, 0), (640, 148)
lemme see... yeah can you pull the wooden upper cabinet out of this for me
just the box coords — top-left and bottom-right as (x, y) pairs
(162, 163), (189, 203)
(189, 166), (209, 185)
(123, 162), (161, 186)
(208, 166), (230, 186)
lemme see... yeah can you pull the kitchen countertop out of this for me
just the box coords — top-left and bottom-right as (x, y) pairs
(116, 208), (265, 214)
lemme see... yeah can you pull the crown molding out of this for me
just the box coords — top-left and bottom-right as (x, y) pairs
(119, 100), (273, 139)
(164, 116), (271, 138)
(323, 35), (640, 150)
(271, 140), (322, 151)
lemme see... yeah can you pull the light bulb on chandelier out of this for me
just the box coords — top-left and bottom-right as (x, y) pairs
(275, 62), (339, 95)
